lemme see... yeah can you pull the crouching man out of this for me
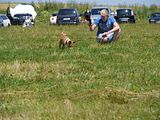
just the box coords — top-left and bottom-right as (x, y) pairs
(89, 9), (121, 43)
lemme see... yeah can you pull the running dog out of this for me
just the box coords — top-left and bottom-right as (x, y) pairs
(59, 32), (75, 48)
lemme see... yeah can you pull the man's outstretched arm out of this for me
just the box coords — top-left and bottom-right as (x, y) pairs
(89, 24), (96, 31)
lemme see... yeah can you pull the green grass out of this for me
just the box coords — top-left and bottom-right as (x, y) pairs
(0, 21), (160, 119)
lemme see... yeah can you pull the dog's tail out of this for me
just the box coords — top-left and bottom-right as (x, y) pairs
(73, 39), (83, 43)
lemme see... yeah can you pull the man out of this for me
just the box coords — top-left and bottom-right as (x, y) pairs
(89, 9), (121, 43)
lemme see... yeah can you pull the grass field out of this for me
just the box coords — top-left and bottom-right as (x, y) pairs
(0, 21), (160, 119)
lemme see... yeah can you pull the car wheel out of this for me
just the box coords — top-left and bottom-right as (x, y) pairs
(57, 21), (60, 26)
(133, 20), (135, 23)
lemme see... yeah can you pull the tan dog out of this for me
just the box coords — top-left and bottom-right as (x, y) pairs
(59, 32), (75, 48)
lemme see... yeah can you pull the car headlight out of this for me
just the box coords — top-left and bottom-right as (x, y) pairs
(150, 19), (155, 22)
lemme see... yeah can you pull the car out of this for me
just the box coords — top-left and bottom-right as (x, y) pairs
(0, 14), (11, 27)
(114, 8), (136, 23)
(7, 4), (37, 25)
(0, 17), (3, 28)
(12, 13), (34, 25)
(56, 8), (81, 25)
(149, 12), (160, 23)
(50, 13), (57, 25)
(90, 7), (114, 24)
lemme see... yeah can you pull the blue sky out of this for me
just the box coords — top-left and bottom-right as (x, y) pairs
(0, 0), (160, 6)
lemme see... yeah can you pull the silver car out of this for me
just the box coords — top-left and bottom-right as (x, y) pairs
(149, 12), (160, 23)
(90, 7), (114, 24)
(0, 14), (11, 27)
(0, 17), (3, 28)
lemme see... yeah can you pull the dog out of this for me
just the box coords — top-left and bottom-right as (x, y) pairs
(59, 32), (75, 48)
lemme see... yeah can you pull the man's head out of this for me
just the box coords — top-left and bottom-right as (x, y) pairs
(100, 9), (109, 21)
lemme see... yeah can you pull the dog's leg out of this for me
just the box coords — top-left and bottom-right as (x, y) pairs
(62, 43), (65, 48)
(59, 41), (62, 48)
(59, 40), (64, 49)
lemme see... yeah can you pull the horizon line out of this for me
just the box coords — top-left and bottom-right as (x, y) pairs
(0, 1), (159, 7)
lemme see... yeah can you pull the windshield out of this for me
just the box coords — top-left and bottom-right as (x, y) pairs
(0, 15), (8, 20)
(152, 13), (160, 17)
(91, 8), (109, 15)
(14, 14), (32, 18)
(117, 9), (131, 16)
(59, 9), (77, 16)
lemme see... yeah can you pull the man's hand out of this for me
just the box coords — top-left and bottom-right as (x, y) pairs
(89, 24), (96, 31)
(89, 25), (93, 31)
(102, 32), (109, 37)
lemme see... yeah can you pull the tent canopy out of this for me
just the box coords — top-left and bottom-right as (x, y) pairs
(10, 4), (37, 20)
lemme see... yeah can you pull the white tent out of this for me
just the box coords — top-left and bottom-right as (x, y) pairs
(10, 4), (37, 20)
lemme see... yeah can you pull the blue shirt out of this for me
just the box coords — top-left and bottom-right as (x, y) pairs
(94, 16), (116, 36)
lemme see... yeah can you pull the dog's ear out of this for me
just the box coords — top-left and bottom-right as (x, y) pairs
(61, 32), (66, 36)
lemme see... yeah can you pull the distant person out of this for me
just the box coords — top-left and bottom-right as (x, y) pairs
(83, 9), (91, 25)
(89, 9), (121, 43)
(23, 16), (32, 28)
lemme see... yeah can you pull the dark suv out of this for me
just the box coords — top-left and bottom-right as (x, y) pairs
(114, 8), (136, 23)
(12, 14), (34, 25)
(56, 8), (80, 25)
(149, 12), (160, 23)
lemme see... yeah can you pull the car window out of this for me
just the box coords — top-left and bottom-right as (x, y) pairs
(91, 8), (109, 15)
(0, 17), (3, 22)
(117, 9), (131, 16)
(52, 13), (57, 16)
(14, 14), (23, 18)
(0, 15), (8, 20)
(14, 14), (22, 17)
(59, 9), (77, 15)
